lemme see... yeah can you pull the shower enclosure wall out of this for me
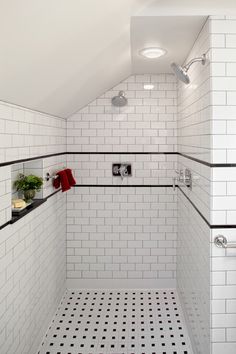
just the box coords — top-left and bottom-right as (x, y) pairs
(0, 14), (236, 354)
(66, 73), (178, 289)
(177, 16), (236, 354)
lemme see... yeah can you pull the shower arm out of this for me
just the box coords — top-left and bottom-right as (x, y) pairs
(183, 54), (206, 72)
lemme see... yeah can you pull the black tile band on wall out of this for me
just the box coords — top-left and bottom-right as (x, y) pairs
(0, 152), (67, 167)
(73, 184), (173, 188)
(178, 186), (236, 229)
(1, 151), (236, 167)
(178, 153), (236, 168)
(67, 152), (177, 155)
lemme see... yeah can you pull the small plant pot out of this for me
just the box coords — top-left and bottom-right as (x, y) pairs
(23, 189), (36, 203)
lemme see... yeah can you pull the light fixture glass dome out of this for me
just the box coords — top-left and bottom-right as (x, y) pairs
(143, 84), (155, 90)
(139, 47), (166, 59)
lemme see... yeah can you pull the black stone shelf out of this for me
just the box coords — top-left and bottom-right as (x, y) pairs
(10, 199), (47, 224)
(0, 189), (62, 231)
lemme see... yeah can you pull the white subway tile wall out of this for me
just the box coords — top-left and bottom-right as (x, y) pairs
(67, 74), (177, 153)
(67, 153), (177, 186)
(210, 17), (236, 164)
(0, 100), (67, 354)
(177, 17), (212, 354)
(178, 16), (236, 354)
(0, 101), (66, 163)
(177, 19), (211, 163)
(66, 74), (178, 287)
(67, 186), (177, 287)
(210, 16), (236, 354)
(177, 189), (210, 354)
(0, 192), (66, 354)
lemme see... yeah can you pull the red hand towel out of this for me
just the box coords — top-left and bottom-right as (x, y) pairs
(65, 168), (76, 186)
(53, 176), (60, 189)
(57, 170), (71, 192)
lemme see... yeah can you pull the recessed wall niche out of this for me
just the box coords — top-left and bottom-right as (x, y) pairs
(11, 159), (44, 201)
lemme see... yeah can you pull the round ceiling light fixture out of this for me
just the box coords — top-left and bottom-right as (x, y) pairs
(139, 47), (167, 59)
(143, 84), (155, 90)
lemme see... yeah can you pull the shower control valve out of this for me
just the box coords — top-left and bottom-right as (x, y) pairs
(112, 163), (132, 180)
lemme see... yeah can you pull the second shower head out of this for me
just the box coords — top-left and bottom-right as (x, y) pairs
(111, 91), (127, 107)
(171, 54), (206, 84)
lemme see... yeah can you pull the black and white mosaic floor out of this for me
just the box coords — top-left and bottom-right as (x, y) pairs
(38, 289), (193, 354)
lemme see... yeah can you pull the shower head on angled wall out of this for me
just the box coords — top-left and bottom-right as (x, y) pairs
(171, 54), (206, 84)
(111, 91), (128, 107)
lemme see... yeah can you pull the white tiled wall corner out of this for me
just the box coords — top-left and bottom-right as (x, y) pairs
(0, 101), (66, 164)
(0, 192), (66, 354)
(67, 74), (177, 153)
(178, 154), (211, 223)
(177, 189), (211, 354)
(177, 17), (212, 354)
(177, 18), (211, 163)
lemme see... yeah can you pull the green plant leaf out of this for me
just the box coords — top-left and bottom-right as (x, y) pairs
(14, 174), (43, 192)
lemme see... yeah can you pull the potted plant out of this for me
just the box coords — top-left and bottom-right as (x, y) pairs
(14, 173), (43, 202)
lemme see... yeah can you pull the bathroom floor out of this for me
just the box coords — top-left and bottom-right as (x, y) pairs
(38, 289), (193, 354)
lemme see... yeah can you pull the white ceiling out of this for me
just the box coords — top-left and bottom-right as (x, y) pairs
(0, 0), (236, 118)
(131, 16), (207, 74)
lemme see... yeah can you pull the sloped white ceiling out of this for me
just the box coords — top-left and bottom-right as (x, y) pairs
(0, 0), (152, 118)
(131, 16), (207, 74)
(0, 0), (236, 118)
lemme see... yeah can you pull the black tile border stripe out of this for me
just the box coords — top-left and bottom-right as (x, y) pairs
(1, 151), (236, 167)
(178, 153), (236, 168)
(0, 221), (10, 231)
(177, 186), (211, 228)
(73, 184), (173, 188)
(178, 186), (236, 229)
(68, 152), (177, 155)
(0, 152), (67, 167)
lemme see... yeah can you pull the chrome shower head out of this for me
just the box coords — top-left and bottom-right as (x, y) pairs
(171, 62), (190, 84)
(111, 91), (127, 107)
(171, 54), (206, 84)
